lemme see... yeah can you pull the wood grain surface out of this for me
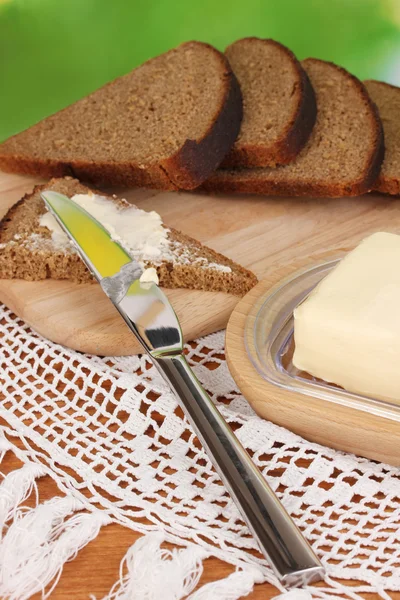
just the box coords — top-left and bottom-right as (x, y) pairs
(2, 172), (400, 355)
(0, 439), (281, 599)
(0, 173), (240, 355)
(2, 171), (400, 597)
(3, 430), (397, 600)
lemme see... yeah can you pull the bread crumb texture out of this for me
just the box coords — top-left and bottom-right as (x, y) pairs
(0, 177), (257, 296)
(204, 59), (384, 197)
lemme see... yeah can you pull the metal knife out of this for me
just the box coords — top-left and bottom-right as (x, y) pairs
(41, 190), (324, 588)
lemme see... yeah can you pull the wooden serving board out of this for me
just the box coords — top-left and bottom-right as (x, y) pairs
(1, 171), (400, 356)
(226, 261), (400, 467)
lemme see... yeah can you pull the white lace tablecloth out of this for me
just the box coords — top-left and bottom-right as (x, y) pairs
(1, 302), (400, 600)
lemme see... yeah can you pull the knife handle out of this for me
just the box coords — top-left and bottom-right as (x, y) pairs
(155, 353), (324, 587)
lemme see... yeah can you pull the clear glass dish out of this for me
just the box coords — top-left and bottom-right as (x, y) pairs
(245, 257), (400, 423)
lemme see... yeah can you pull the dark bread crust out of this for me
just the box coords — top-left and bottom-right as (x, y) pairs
(222, 38), (317, 168)
(347, 70), (385, 196)
(0, 156), (178, 190)
(204, 59), (385, 197)
(274, 65), (317, 166)
(0, 177), (97, 243)
(0, 42), (242, 191)
(0, 179), (101, 283)
(160, 53), (243, 189)
(365, 80), (400, 196)
(374, 174), (400, 196)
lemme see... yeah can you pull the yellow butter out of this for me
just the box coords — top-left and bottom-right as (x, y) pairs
(293, 232), (400, 402)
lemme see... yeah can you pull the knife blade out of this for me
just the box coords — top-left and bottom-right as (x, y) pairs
(41, 190), (324, 587)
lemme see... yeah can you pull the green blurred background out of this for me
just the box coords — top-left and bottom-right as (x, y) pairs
(1, 0), (400, 142)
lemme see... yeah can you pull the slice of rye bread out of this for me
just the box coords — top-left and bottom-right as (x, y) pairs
(364, 80), (400, 195)
(0, 42), (242, 191)
(221, 38), (317, 168)
(0, 177), (257, 296)
(203, 59), (384, 197)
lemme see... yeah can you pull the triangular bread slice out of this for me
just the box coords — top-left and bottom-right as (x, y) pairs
(0, 177), (257, 296)
(0, 42), (242, 191)
(364, 80), (400, 195)
(204, 59), (384, 197)
(221, 38), (317, 168)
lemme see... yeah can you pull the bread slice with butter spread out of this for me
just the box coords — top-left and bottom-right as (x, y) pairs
(0, 177), (257, 296)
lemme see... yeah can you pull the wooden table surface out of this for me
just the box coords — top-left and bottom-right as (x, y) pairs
(1, 441), (280, 599)
(1, 433), (397, 599)
(2, 175), (400, 598)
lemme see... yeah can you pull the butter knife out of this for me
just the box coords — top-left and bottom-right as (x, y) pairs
(41, 190), (324, 588)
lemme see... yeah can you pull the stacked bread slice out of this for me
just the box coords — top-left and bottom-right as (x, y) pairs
(205, 54), (384, 197)
(220, 38), (317, 168)
(0, 38), (399, 197)
(0, 42), (243, 191)
(364, 80), (400, 196)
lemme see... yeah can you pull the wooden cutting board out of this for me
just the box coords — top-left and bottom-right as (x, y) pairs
(1, 171), (400, 355)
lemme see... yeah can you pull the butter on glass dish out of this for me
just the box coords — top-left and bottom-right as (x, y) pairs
(237, 232), (400, 428)
(223, 232), (400, 465)
(293, 232), (400, 404)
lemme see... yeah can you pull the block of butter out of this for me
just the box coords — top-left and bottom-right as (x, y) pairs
(293, 232), (400, 403)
